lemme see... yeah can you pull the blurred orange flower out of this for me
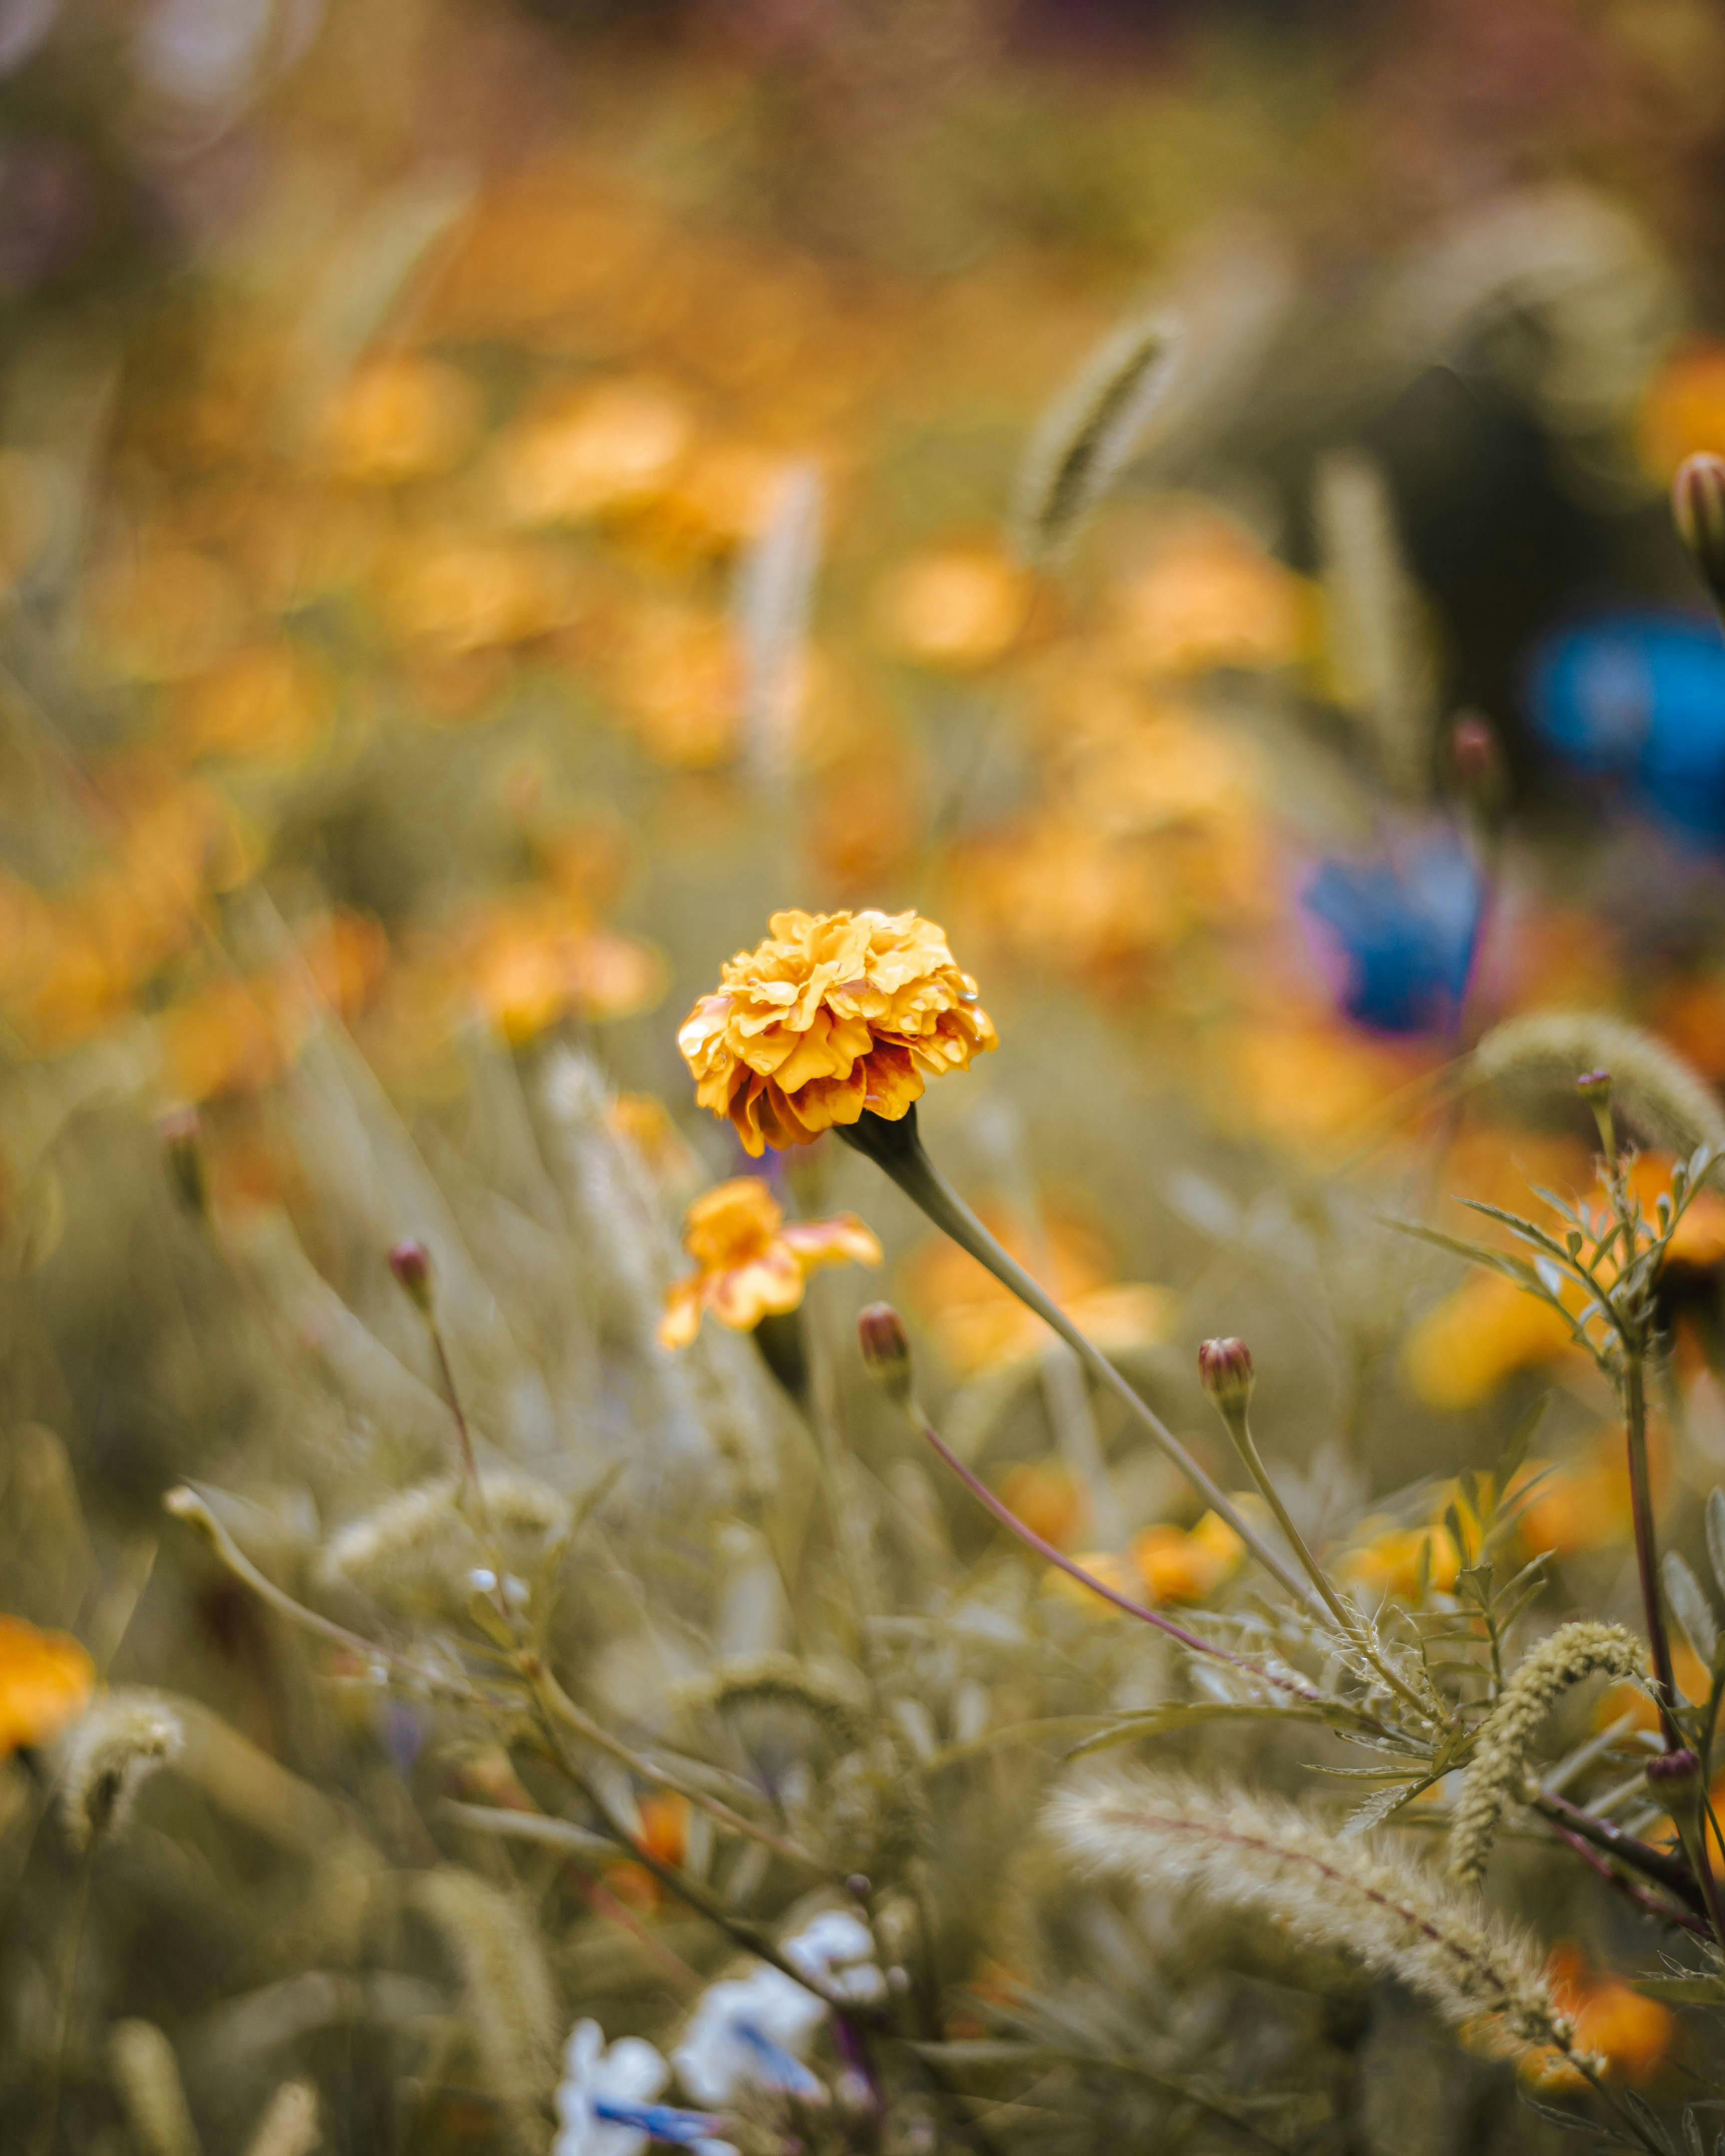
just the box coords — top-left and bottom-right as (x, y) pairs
(658, 1176), (880, 1348)
(0, 1616), (94, 1757)
(170, 642), (332, 764)
(903, 1202), (1172, 1374)
(998, 1461), (1085, 1550)
(874, 545), (1029, 671)
(1107, 515), (1312, 678)
(493, 378), (693, 527)
(459, 892), (666, 1045)
(321, 355), (483, 485)
(679, 909), (995, 1155)
(1522, 1945), (1675, 2091)
(1639, 342), (1725, 479)
(1132, 1511), (1244, 1603)
(1402, 1271), (1578, 1411)
(1041, 1550), (1137, 1616)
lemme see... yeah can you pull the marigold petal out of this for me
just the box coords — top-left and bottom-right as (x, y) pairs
(781, 1212), (884, 1272)
(708, 1247), (805, 1330)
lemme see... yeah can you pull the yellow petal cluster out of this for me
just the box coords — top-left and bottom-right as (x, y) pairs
(659, 1176), (881, 1347)
(678, 909), (996, 1155)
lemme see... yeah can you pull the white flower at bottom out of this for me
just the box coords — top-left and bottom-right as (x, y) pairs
(556, 2019), (734, 2156)
(782, 1909), (885, 2005)
(672, 1964), (829, 2108)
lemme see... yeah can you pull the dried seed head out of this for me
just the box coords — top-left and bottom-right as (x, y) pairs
(59, 1690), (184, 1851)
(858, 1303), (913, 1403)
(388, 1238), (434, 1312)
(1197, 1337), (1254, 1417)
(1674, 452), (1725, 610)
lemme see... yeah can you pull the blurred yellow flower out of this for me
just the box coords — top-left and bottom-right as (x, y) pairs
(1521, 1945), (1675, 2091)
(459, 892), (666, 1045)
(1219, 1019), (1425, 1155)
(1517, 1448), (1638, 1561)
(1107, 514), (1312, 677)
(904, 1202), (1173, 1374)
(1337, 1522), (1461, 1602)
(381, 533), (582, 652)
(84, 544), (248, 681)
(321, 354), (483, 485)
(1402, 1271), (1578, 1411)
(1132, 1511), (1243, 1604)
(494, 378), (693, 527)
(678, 909), (995, 1155)
(874, 545), (1030, 671)
(170, 642), (332, 764)
(658, 1176), (881, 1348)
(608, 1092), (698, 1185)
(0, 1616), (94, 1757)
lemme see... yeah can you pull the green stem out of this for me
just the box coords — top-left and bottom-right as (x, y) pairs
(837, 1107), (1316, 1613)
(1226, 1409), (1437, 1725)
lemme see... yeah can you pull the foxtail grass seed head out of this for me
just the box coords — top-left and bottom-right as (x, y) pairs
(1469, 1012), (1725, 1164)
(1448, 1621), (1643, 1885)
(413, 1868), (557, 2145)
(858, 1303), (913, 1403)
(1012, 313), (1182, 563)
(388, 1238), (434, 1313)
(109, 2020), (201, 2156)
(59, 1690), (184, 1851)
(1674, 451), (1725, 610)
(1050, 1772), (1569, 2061)
(1197, 1337), (1254, 1419)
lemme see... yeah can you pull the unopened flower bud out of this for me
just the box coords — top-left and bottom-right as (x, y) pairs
(1674, 453), (1725, 612)
(158, 1107), (206, 1217)
(388, 1238), (434, 1312)
(1448, 713), (1501, 806)
(858, 1303), (912, 1402)
(1645, 1745), (1702, 1803)
(1574, 1070), (1612, 1107)
(1197, 1337), (1254, 1417)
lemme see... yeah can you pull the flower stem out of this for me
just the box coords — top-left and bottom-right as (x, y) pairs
(837, 1107), (1318, 1613)
(1224, 1407), (1438, 1725)
(900, 1383), (1332, 1707)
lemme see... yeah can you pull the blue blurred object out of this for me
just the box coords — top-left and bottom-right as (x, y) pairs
(1303, 832), (1483, 1036)
(1527, 610), (1725, 840)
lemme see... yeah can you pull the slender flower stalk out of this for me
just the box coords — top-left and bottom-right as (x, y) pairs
(837, 1106), (1315, 1611)
(1198, 1339), (1439, 1725)
(858, 1304), (1331, 1706)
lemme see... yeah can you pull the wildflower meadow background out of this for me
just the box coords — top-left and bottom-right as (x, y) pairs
(15, 1), (1725, 2151)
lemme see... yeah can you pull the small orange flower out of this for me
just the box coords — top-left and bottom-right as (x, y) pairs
(1041, 1550), (1137, 1616)
(659, 1177), (881, 1348)
(0, 1616), (94, 1757)
(678, 910), (996, 1156)
(1521, 1945), (1675, 2091)
(1132, 1511), (1244, 1604)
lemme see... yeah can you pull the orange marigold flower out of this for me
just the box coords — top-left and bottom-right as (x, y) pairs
(677, 909), (996, 1156)
(659, 1176), (881, 1348)
(1337, 1522), (1462, 1603)
(0, 1615), (94, 1757)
